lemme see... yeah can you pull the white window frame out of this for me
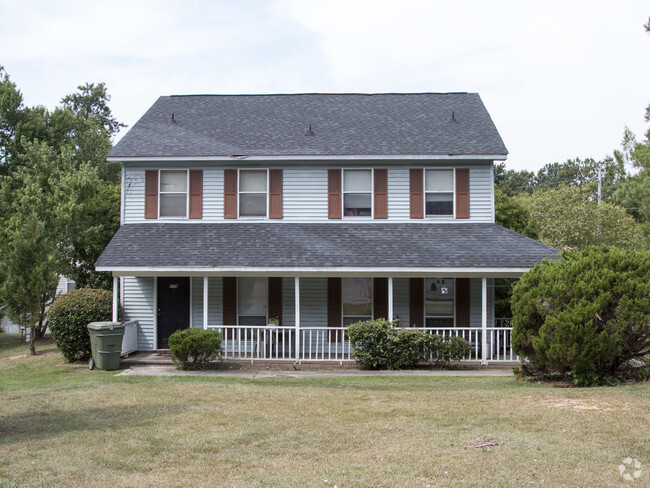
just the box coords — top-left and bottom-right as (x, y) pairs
(342, 168), (373, 219)
(425, 277), (455, 327)
(158, 169), (189, 219)
(342, 277), (374, 326)
(238, 168), (269, 219)
(237, 277), (268, 326)
(424, 168), (455, 219)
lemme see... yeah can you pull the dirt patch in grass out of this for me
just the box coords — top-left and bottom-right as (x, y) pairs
(541, 398), (632, 412)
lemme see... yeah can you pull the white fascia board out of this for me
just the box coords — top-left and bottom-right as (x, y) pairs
(106, 154), (508, 163)
(97, 265), (528, 278)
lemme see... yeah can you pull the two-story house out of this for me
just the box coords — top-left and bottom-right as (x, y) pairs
(96, 93), (557, 364)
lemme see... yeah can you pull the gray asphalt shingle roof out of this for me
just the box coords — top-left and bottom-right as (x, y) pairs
(108, 93), (508, 158)
(96, 223), (557, 270)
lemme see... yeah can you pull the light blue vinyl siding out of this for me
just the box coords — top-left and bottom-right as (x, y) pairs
(469, 278), (494, 328)
(122, 162), (494, 224)
(297, 278), (328, 326)
(122, 276), (155, 351)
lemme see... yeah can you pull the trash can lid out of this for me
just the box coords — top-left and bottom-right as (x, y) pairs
(87, 321), (124, 331)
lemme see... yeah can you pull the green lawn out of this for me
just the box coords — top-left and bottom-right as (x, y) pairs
(0, 333), (648, 488)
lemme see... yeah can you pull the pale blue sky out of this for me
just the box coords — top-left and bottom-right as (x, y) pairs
(1, 0), (648, 171)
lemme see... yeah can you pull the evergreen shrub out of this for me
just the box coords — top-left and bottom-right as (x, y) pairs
(347, 319), (472, 370)
(511, 247), (650, 385)
(169, 328), (222, 370)
(48, 288), (113, 362)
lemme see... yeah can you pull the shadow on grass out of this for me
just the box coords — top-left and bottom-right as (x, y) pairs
(0, 402), (187, 446)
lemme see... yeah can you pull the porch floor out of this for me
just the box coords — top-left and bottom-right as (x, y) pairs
(119, 351), (517, 375)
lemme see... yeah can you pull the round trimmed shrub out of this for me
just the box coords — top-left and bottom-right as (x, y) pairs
(511, 246), (650, 385)
(387, 328), (430, 370)
(347, 319), (391, 369)
(48, 288), (113, 362)
(169, 328), (222, 370)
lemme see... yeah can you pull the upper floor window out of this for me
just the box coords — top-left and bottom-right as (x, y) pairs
(425, 169), (454, 217)
(343, 169), (372, 217)
(239, 169), (267, 218)
(159, 170), (188, 218)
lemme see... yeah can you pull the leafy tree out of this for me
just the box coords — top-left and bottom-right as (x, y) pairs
(0, 212), (58, 354)
(511, 247), (650, 385)
(519, 186), (641, 249)
(495, 188), (538, 239)
(494, 162), (536, 196)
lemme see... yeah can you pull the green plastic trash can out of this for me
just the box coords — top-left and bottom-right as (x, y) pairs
(87, 321), (125, 370)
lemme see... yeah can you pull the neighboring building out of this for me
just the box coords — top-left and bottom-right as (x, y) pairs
(96, 93), (557, 363)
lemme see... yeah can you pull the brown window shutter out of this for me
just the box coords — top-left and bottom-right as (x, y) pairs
(189, 170), (203, 219)
(269, 169), (283, 219)
(409, 278), (424, 327)
(327, 277), (342, 341)
(455, 278), (470, 327)
(224, 169), (238, 219)
(374, 169), (388, 219)
(409, 169), (423, 219)
(455, 168), (470, 219)
(268, 277), (283, 325)
(144, 170), (158, 219)
(328, 169), (342, 219)
(373, 278), (388, 319)
(223, 277), (237, 338)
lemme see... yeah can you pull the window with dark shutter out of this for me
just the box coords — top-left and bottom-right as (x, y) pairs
(328, 169), (342, 219)
(224, 169), (237, 219)
(269, 170), (283, 219)
(374, 169), (388, 219)
(373, 278), (388, 319)
(268, 277), (283, 324)
(189, 170), (203, 219)
(144, 170), (158, 219)
(327, 277), (342, 341)
(409, 169), (423, 219)
(455, 278), (470, 327)
(222, 277), (237, 339)
(455, 168), (470, 219)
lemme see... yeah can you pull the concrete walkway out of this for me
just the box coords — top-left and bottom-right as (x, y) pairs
(116, 364), (514, 379)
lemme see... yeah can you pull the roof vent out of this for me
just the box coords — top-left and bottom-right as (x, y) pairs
(305, 124), (315, 136)
(171, 113), (176, 123)
(450, 111), (458, 123)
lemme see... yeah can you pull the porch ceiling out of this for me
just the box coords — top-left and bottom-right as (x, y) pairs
(96, 223), (558, 277)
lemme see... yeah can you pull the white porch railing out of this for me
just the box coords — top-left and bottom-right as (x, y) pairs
(121, 320), (138, 357)
(205, 324), (518, 364)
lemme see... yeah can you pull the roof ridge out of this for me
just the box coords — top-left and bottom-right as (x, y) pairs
(168, 92), (473, 98)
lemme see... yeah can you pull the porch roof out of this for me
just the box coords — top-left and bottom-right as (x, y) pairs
(96, 223), (558, 277)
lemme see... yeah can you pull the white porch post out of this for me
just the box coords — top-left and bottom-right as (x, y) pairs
(112, 276), (119, 322)
(387, 277), (394, 323)
(481, 277), (488, 366)
(203, 276), (209, 329)
(294, 277), (300, 363)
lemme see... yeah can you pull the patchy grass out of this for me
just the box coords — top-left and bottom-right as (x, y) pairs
(0, 334), (648, 488)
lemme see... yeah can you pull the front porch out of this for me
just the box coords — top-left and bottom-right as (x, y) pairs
(111, 274), (518, 365)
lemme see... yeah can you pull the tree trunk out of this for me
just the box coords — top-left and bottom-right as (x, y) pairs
(35, 294), (48, 338)
(29, 325), (36, 355)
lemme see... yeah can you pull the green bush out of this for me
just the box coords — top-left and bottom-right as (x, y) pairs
(511, 247), (650, 386)
(433, 335), (472, 367)
(347, 319), (391, 369)
(169, 328), (222, 370)
(48, 288), (113, 362)
(348, 320), (472, 370)
(387, 328), (430, 370)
